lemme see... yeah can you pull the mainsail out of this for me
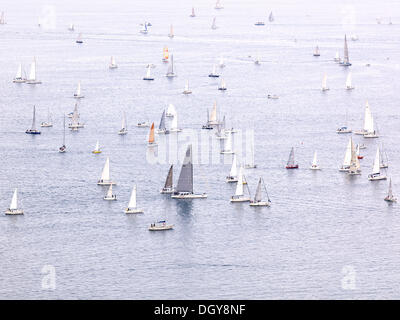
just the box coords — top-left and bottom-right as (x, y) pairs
(28, 58), (36, 81)
(343, 35), (350, 65)
(176, 145), (194, 193)
(269, 11), (274, 22)
(164, 165), (173, 190)
(343, 138), (352, 167)
(254, 178), (263, 202)
(287, 147), (295, 167)
(230, 155), (238, 177)
(235, 167), (244, 196)
(128, 185), (137, 208)
(364, 101), (374, 133)
(159, 110), (167, 130)
(372, 147), (381, 174)
(101, 157), (110, 181)
(10, 189), (18, 210)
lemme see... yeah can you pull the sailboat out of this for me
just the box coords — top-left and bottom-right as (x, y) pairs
(183, 80), (192, 94)
(345, 72), (354, 90)
(125, 185), (143, 213)
(220, 131), (234, 154)
(149, 220), (174, 231)
(40, 108), (53, 127)
(5, 189), (23, 215)
(215, 0), (224, 9)
(286, 147), (298, 169)
(25, 106), (41, 134)
(202, 109), (213, 130)
(0, 12), (6, 25)
(140, 22), (148, 34)
(208, 101), (219, 125)
(340, 35), (351, 66)
(190, 7), (196, 17)
(368, 147), (387, 181)
(92, 141), (102, 154)
(168, 24), (174, 38)
(249, 178), (271, 206)
(166, 54), (177, 77)
(162, 46), (169, 62)
(339, 138), (352, 172)
(254, 55), (261, 65)
(68, 103), (84, 129)
(255, 21), (265, 26)
(226, 155), (238, 182)
(230, 166), (251, 202)
(244, 143), (257, 169)
(76, 33), (83, 44)
(26, 57), (41, 84)
(156, 110), (170, 134)
(356, 144), (363, 159)
(166, 104), (176, 117)
(313, 46), (320, 56)
(170, 112), (182, 132)
(171, 144), (207, 199)
(59, 114), (66, 153)
(310, 151), (320, 170)
(143, 65), (154, 80)
(148, 122), (157, 146)
(334, 51), (341, 62)
(380, 144), (388, 168)
(160, 165), (174, 193)
(211, 17), (217, 30)
(363, 102), (378, 138)
(269, 11), (274, 22)
(208, 64), (219, 77)
(97, 157), (116, 185)
(218, 78), (227, 91)
(103, 184), (117, 201)
(68, 23), (74, 31)
(73, 81), (84, 99)
(118, 112), (128, 135)
(384, 178), (397, 202)
(13, 63), (26, 83)
(347, 138), (361, 175)
(321, 74), (329, 91)
(109, 56), (118, 69)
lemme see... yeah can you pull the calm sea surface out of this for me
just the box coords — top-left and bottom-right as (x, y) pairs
(1, 0), (400, 299)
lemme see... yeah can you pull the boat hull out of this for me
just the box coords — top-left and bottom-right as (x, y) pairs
(368, 174), (387, 181)
(226, 177), (238, 183)
(92, 151), (102, 154)
(125, 208), (144, 214)
(244, 165), (257, 169)
(220, 150), (234, 154)
(310, 166), (321, 170)
(339, 167), (350, 172)
(104, 196), (117, 201)
(149, 225), (174, 231)
(118, 130), (128, 135)
(109, 65), (118, 69)
(73, 95), (84, 99)
(26, 80), (42, 84)
(97, 181), (116, 186)
(5, 209), (24, 215)
(364, 134), (379, 138)
(171, 193), (207, 199)
(250, 201), (271, 207)
(40, 123), (53, 127)
(384, 197), (397, 203)
(160, 188), (174, 194)
(183, 90), (192, 94)
(230, 197), (251, 202)
(25, 130), (41, 134)
(13, 79), (26, 83)
(143, 77), (154, 80)
(286, 165), (298, 169)
(148, 143), (158, 147)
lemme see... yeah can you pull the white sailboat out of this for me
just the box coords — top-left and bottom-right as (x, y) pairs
(166, 104), (176, 117)
(5, 189), (23, 215)
(26, 57), (41, 84)
(168, 24), (174, 38)
(124, 185), (143, 213)
(249, 178), (271, 207)
(140, 22), (148, 34)
(97, 157), (116, 185)
(380, 144), (389, 168)
(208, 64), (219, 77)
(171, 144), (207, 199)
(109, 56), (118, 69)
(92, 140), (101, 154)
(269, 11), (274, 22)
(218, 78), (227, 91)
(321, 74), (329, 91)
(190, 7), (196, 17)
(345, 72), (354, 90)
(244, 143), (257, 169)
(73, 81), (84, 99)
(384, 178), (397, 202)
(226, 154), (238, 182)
(143, 65), (154, 80)
(208, 101), (220, 125)
(170, 112), (182, 132)
(166, 54), (177, 77)
(339, 138), (352, 172)
(368, 147), (387, 181)
(183, 80), (192, 94)
(118, 112), (128, 135)
(313, 46), (320, 56)
(347, 138), (361, 175)
(310, 151), (320, 170)
(220, 131), (234, 154)
(68, 103), (84, 129)
(40, 108), (53, 127)
(363, 102), (378, 138)
(211, 17), (217, 30)
(215, 0), (224, 9)
(230, 166), (250, 202)
(254, 55), (261, 65)
(25, 105), (41, 134)
(13, 63), (26, 83)
(59, 114), (66, 153)
(103, 184), (117, 201)
(340, 35), (351, 66)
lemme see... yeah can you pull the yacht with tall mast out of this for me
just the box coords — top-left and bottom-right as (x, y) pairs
(26, 57), (41, 84)
(0, 12), (6, 25)
(226, 155), (238, 182)
(103, 185), (117, 201)
(286, 147), (298, 169)
(25, 106), (41, 134)
(384, 178), (397, 202)
(73, 81), (84, 98)
(190, 7), (196, 17)
(230, 166), (251, 202)
(336, 110), (352, 133)
(347, 139), (361, 175)
(321, 74), (329, 91)
(97, 157), (116, 185)
(218, 78), (227, 91)
(166, 104), (176, 117)
(168, 24), (174, 38)
(339, 138), (352, 172)
(171, 144), (207, 199)
(166, 54), (177, 77)
(68, 103), (84, 129)
(5, 189), (23, 215)
(118, 112), (128, 135)
(170, 113), (182, 132)
(345, 72), (354, 90)
(208, 64), (219, 77)
(143, 65), (154, 80)
(249, 178), (271, 206)
(244, 143), (257, 169)
(310, 151), (320, 170)
(220, 132), (234, 154)
(363, 102), (378, 138)
(156, 110), (170, 134)
(183, 80), (192, 94)
(148, 123), (157, 146)
(125, 185), (143, 213)
(380, 144), (389, 168)
(340, 35), (351, 66)
(160, 165), (174, 194)
(40, 108), (53, 127)
(13, 63), (26, 83)
(59, 114), (66, 153)
(368, 147), (387, 181)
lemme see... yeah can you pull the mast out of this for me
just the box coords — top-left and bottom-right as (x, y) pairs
(287, 147), (295, 167)
(346, 73), (352, 88)
(122, 112), (126, 130)
(10, 189), (18, 210)
(388, 178), (393, 198)
(31, 106), (37, 131)
(128, 185), (137, 208)
(176, 144), (194, 193)
(164, 165), (173, 189)
(159, 110), (166, 130)
(16, 64), (22, 79)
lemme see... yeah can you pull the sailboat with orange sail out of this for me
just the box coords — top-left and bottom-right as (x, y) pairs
(148, 122), (157, 146)
(162, 46), (169, 62)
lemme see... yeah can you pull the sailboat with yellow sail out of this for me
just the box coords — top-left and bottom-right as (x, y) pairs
(162, 46), (169, 62)
(148, 122), (157, 147)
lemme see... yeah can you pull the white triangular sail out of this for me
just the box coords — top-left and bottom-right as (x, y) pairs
(111, 56), (116, 66)
(28, 58), (36, 81)
(128, 185), (137, 208)
(211, 17), (217, 29)
(94, 141), (100, 152)
(388, 178), (394, 198)
(106, 184), (113, 198)
(312, 151), (318, 167)
(16, 64), (22, 79)
(210, 102), (217, 122)
(322, 74), (328, 90)
(10, 188), (18, 210)
(121, 112), (127, 130)
(343, 138), (352, 167)
(346, 73), (353, 88)
(235, 167), (244, 196)
(224, 132), (232, 151)
(372, 147), (381, 174)
(230, 155), (238, 177)
(364, 101), (374, 133)
(76, 82), (81, 96)
(167, 104), (176, 116)
(171, 113), (178, 130)
(101, 157), (110, 181)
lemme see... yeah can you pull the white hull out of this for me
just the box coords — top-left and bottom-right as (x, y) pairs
(169, 128), (182, 133)
(364, 133), (379, 138)
(250, 201), (271, 207)
(368, 174), (387, 181)
(348, 171), (361, 176)
(149, 225), (174, 231)
(13, 79), (26, 83)
(385, 197), (397, 203)
(310, 165), (321, 170)
(137, 122), (150, 127)
(73, 95), (84, 99)
(322, 88), (330, 91)
(68, 124), (84, 128)
(125, 208), (144, 214)
(244, 164), (257, 169)
(160, 188), (174, 194)
(26, 80), (42, 84)
(40, 123), (53, 127)
(104, 196), (117, 201)
(166, 73), (177, 78)
(183, 90), (192, 94)
(5, 209), (24, 215)
(230, 197), (251, 203)
(339, 167), (350, 172)
(97, 180), (116, 186)
(354, 130), (366, 135)
(118, 130), (128, 135)
(109, 65), (118, 69)
(346, 86), (354, 90)
(148, 143), (158, 147)
(171, 193), (207, 199)
(226, 176), (238, 183)
(220, 150), (234, 154)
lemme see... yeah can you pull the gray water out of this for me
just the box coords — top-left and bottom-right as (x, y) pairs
(1, 0), (400, 299)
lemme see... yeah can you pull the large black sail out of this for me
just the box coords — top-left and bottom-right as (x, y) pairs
(175, 145), (194, 193)
(164, 165), (173, 189)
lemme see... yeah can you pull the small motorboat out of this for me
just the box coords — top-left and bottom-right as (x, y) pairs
(149, 221), (174, 231)
(336, 126), (352, 134)
(254, 21), (265, 26)
(137, 121), (150, 127)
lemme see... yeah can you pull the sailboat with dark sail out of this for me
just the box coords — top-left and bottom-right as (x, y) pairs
(160, 165), (174, 193)
(156, 110), (169, 134)
(340, 35), (351, 66)
(171, 145), (207, 199)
